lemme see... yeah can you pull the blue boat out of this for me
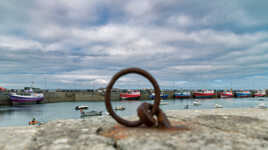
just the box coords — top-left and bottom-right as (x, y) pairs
(150, 93), (168, 99)
(174, 91), (191, 99)
(235, 91), (251, 97)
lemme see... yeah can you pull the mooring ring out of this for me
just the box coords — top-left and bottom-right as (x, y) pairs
(105, 68), (161, 127)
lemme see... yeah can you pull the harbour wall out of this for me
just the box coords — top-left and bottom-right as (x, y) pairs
(0, 91), (152, 105)
(0, 91), (123, 105)
(0, 94), (11, 105)
(0, 90), (267, 106)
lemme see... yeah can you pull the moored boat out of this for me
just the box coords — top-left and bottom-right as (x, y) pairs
(160, 101), (168, 105)
(254, 90), (266, 97)
(150, 93), (168, 99)
(80, 111), (102, 117)
(114, 105), (125, 111)
(9, 88), (44, 103)
(235, 90), (251, 98)
(75, 106), (88, 110)
(0, 86), (6, 92)
(215, 104), (223, 108)
(174, 91), (191, 99)
(193, 90), (216, 98)
(120, 90), (141, 100)
(220, 91), (233, 98)
(193, 100), (201, 106)
(257, 103), (267, 109)
(75, 105), (102, 117)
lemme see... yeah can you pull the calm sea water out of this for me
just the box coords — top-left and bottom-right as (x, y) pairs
(0, 97), (267, 127)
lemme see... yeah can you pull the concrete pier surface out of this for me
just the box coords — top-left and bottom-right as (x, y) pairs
(1, 108), (268, 150)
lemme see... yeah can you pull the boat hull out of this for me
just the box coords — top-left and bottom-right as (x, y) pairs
(174, 92), (191, 99)
(120, 92), (141, 100)
(220, 95), (233, 98)
(174, 94), (191, 99)
(220, 93), (233, 98)
(254, 94), (265, 97)
(193, 93), (215, 98)
(175, 96), (191, 99)
(120, 96), (140, 100)
(9, 95), (44, 103)
(150, 94), (168, 99)
(235, 93), (251, 98)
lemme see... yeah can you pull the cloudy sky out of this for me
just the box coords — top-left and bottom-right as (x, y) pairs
(1, 0), (268, 90)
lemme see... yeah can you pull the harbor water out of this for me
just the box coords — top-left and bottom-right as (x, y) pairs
(0, 97), (267, 127)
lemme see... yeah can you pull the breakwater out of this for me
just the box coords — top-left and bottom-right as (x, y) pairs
(0, 91), (174, 105)
(0, 90), (267, 106)
(0, 94), (11, 105)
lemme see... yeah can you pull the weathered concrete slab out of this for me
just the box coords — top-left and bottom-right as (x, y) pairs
(0, 126), (37, 150)
(1, 108), (268, 150)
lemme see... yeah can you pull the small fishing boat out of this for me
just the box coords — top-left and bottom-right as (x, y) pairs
(160, 101), (168, 105)
(80, 111), (102, 117)
(193, 90), (216, 98)
(174, 91), (191, 99)
(75, 105), (102, 117)
(75, 106), (88, 110)
(9, 90), (44, 103)
(9, 82), (44, 104)
(254, 90), (266, 97)
(235, 90), (251, 98)
(28, 118), (41, 125)
(150, 93), (168, 99)
(215, 104), (223, 108)
(114, 105), (125, 111)
(220, 91), (233, 98)
(120, 90), (141, 100)
(257, 103), (267, 109)
(193, 100), (201, 106)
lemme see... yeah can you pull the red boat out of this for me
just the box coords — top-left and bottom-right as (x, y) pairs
(193, 90), (216, 98)
(0, 86), (5, 92)
(174, 91), (191, 99)
(220, 91), (233, 98)
(254, 90), (266, 97)
(120, 90), (141, 100)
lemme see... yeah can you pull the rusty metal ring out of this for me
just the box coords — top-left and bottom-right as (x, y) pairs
(105, 68), (161, 127)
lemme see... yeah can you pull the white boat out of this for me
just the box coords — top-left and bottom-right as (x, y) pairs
(9, 83), (44, 104)
(160, 102), (168, 105)
(193, 100), (201, 106)
(75, 105), (88, 110)
(75, 105), (102, 117)
(114, 105), (125, 110)
(257, 103), (267, 109)
(9, 92), (44, 103)
(254, 90), (266, 97)
(215, 104), (223, 108)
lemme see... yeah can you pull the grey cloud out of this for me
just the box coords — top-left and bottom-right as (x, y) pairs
(1, 0), (268, 89)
